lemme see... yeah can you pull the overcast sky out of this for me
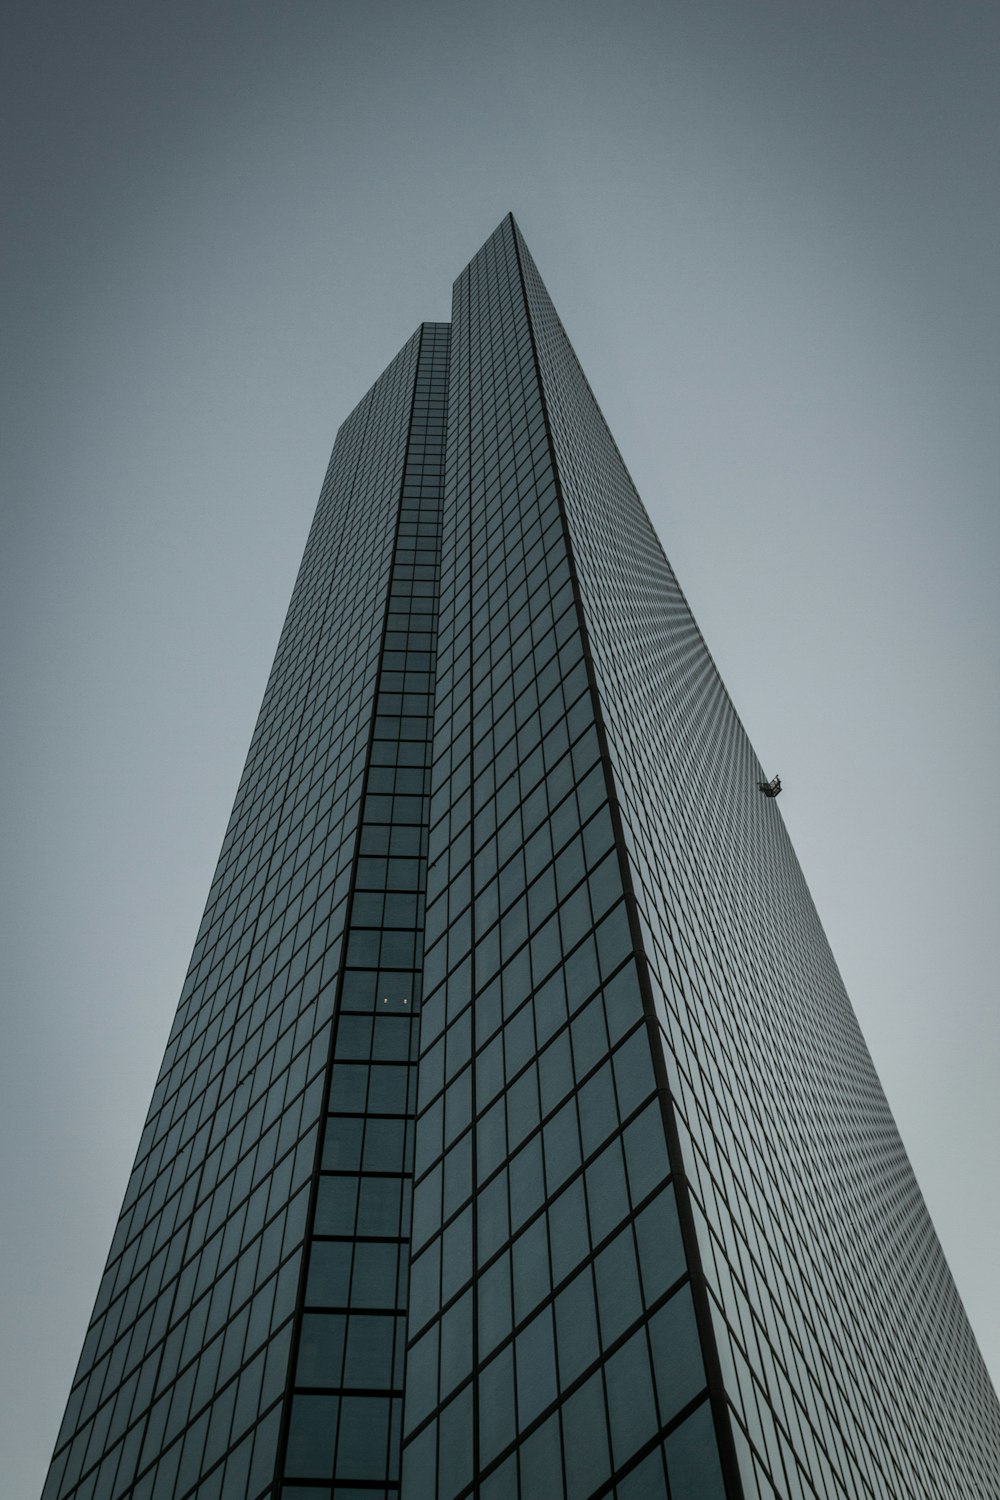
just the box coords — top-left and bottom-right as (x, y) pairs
(2, 2), (997, 1493)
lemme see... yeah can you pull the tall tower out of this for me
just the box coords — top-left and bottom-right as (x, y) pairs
(44, 218), (1000, 1500)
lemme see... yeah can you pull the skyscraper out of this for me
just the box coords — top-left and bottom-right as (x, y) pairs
(44, 216), (999, 1500)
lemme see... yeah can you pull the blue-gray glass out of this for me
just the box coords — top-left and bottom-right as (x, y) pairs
(509, 216), (1000, 1498)
(44, 219), (1000, 1500)
(277, 321), (450, 1492)
(400, 217), (713, 1500)
(43, 324), (449, 1500)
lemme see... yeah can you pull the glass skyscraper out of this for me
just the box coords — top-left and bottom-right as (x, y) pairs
(44, 216), (1000, 1500)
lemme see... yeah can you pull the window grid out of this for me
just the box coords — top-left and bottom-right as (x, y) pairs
(44, 220), (1000, 1500)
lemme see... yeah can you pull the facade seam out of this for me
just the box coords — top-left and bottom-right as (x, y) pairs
(508, 212), (745, 1500)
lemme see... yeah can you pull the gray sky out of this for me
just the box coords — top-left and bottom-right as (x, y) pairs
(3, 2), (997, 1493)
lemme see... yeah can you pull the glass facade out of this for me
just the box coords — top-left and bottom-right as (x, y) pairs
(45, 218), (1000, 1500)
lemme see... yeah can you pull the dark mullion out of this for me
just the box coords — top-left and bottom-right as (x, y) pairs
(269, 329), (430, 1496)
